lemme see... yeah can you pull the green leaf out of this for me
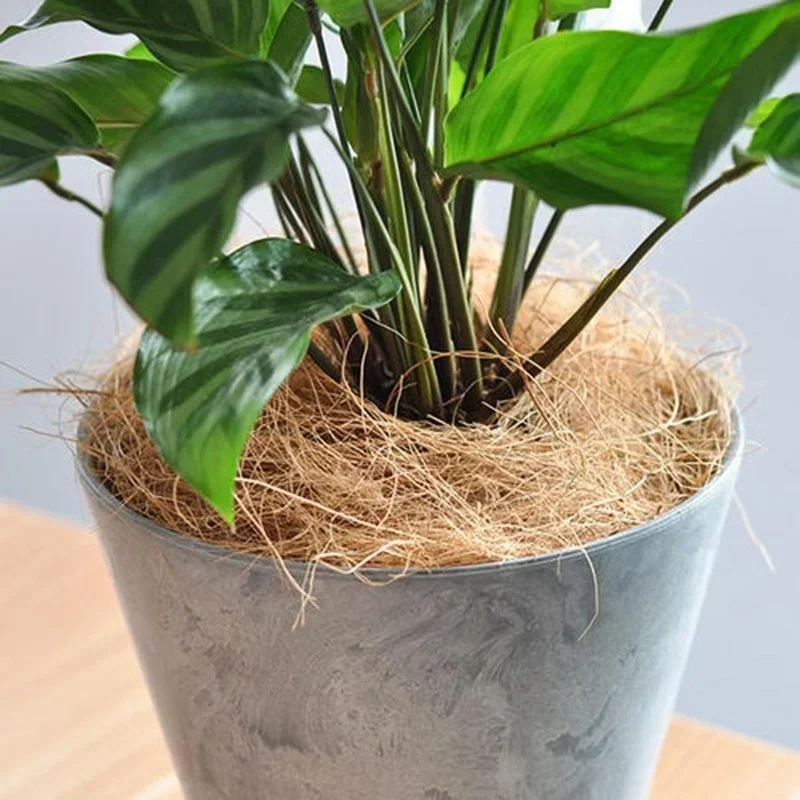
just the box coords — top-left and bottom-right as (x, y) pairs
(549, 0), (610, 18)
(316, 0), (420, 28)
(104, 60), (326, 349)
(445, 4), (800, 218)
(749, 93), (800, 187)
(134, 238), (402, 520)
(0, 62), (99, 187)
(296, 65), (345, 104)
(264, 1), (311, 84)
(1, 0), (270, 72)
(125, 41), (158, 62)
(31, 55), (175, 156)
(746, 96), (782, 128)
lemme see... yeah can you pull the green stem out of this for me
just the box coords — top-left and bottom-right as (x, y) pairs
(308, 340), (342, 382)
(489, 187), (539, 348)
(648, 0), (675, 32)
(534, 0), (549, 38)
(271, 186), (309, 244)
(399, 153), (458, 400)
(452, 0), (508, 269)
(486, 161), (760, 408)
(433, 6), (449, 169)
(297, 135), (360, 273)
(372, 58), (419, 299)
(362, 0), (484, 407)
(521, 208), (564, 296)
(420, 0), (448, 145)
(39, 179), (103, 218)
(323, 128), (443, 416)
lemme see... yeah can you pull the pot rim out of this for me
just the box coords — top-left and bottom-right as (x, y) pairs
(76, 407), (743, 579)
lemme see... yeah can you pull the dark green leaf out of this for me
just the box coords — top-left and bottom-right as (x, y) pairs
(1, 0), (270, 71)
(317, 0), (419, 28)
(749, 93), (800, 187)
(134, 238), (402, 520)
(104, 60), (326, 349)
(32, 55), (175, 156)
(262, 0), (294, 48)
(296, 65), (345, 104)
(445, 4), (800, 218)
(0, 62), (99, 187)
(264, 1), (312, 84)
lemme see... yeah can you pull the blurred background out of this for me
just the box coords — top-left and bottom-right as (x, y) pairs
(1, 0), (798, 749)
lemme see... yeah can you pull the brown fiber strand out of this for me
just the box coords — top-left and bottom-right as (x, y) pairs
(78, 243), (740, 572)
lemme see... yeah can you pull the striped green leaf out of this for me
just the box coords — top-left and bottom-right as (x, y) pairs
(0, 0), (270, 72)
(28, 56), (175, 156)
(316, 0), (419, 28)
(445, 4), (800, 218)
(104, 60), (326, 349)
(749, 93), (800, 187)
(0, 63), (99, 187)
(134, 238), (402, 520)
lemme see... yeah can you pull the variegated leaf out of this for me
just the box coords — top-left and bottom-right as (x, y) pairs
(445, 3), (800, 218)
(104, 60), (326, 349)
(134, 238), (402, 520)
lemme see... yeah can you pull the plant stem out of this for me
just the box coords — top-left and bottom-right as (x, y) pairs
(648, 0), (675, 32)
(363, 0), (484, 407)
(534, 0), (549, 38)
(452, 0), (507, 263)
(433, 9), (449, 169)
(420, 0), (448, 146)
(297, 135), (360, 273)
(486, 161), (760, 408)
(323, 127), (444, 416)
(521, 208), (564, 296)
(489, 187), (539, 348)
(373, 59), (419, 298)
(399, 152), (458, 399)
(38, 179), (104, 218)
(308, 340), (342, 381)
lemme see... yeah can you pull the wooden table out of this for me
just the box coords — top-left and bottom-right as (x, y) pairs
(2, 503), (799, 799)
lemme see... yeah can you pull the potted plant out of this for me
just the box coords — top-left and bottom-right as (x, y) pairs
(3, 0), (799, 797)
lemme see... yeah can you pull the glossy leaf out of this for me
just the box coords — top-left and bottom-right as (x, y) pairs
(0, 0), (270, 72)
(134, 238), (402, 520)
(104, 61), (326, 349)
(316, 0), (419, 28)
(31, 55), (175, 156)
(445, 4), (800, 218)
(749, 93), (800, 187)
(0, 63), (99, 187)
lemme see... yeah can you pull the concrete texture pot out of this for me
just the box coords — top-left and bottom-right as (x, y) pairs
(77, 412), (742, 800)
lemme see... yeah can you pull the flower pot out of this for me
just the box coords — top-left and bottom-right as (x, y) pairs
(77, 411), (742, 800)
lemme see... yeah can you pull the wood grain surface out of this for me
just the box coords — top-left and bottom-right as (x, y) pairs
(1, 502), (798, 799)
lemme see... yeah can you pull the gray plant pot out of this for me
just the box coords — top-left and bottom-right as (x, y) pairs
(78, 412), (742, 800)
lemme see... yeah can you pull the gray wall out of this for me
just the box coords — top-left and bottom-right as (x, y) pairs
(1, 0), (798, 750)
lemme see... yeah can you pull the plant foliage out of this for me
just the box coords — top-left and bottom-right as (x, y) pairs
(1, 0), (798, 518)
